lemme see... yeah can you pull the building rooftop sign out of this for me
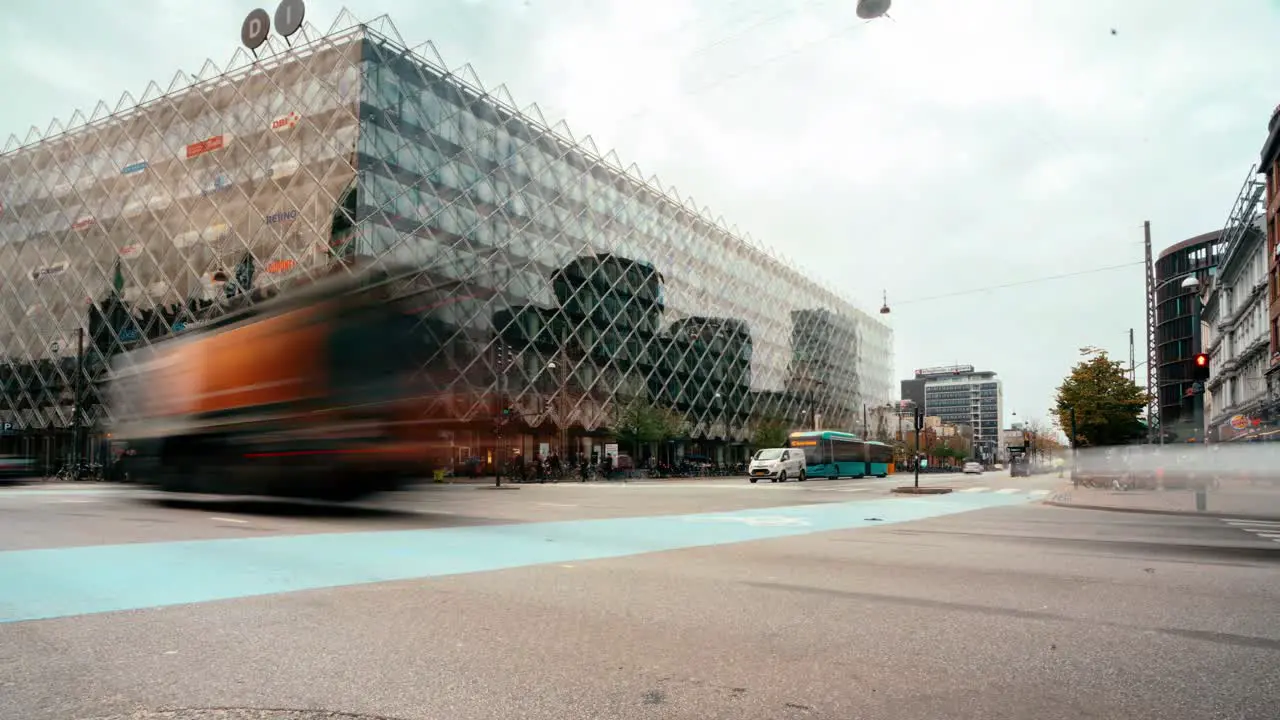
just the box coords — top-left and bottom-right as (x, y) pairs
(915, 364), (974, 377)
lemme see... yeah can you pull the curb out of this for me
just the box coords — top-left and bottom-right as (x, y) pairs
(1042, 499), (1280, 522)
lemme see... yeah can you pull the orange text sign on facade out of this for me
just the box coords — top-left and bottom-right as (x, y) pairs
(265, 259), (296, 274)
(186, 135), (226, 160)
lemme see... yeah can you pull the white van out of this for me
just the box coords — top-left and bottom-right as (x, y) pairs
(748, 447), (806, 483)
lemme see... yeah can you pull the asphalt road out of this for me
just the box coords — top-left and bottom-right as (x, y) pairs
(1, 472), (1278, 720)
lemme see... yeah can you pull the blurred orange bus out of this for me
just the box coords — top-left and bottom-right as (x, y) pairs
(106, 266), (445, 501)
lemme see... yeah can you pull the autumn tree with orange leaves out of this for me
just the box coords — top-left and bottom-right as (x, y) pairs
(1053, 352), (1147, 447)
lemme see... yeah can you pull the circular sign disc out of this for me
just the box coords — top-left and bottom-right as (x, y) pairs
(274, 0), (306, 38)
(241, 8), (270, 50)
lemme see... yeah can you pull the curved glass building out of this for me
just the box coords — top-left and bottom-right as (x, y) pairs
(0, 15), (893, 470)
(1155, 230), (1224, 433)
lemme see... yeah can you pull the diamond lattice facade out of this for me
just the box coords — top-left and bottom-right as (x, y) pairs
(0, 13), (893, 469)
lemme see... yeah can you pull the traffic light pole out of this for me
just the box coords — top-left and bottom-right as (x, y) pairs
(913, 406), (922, 489)
(1189, 283), (1209, 510)
(1190, 291), (1204, 443)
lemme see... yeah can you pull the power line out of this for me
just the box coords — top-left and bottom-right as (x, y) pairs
(614, 8), (863, 123)
(892, 261), (1144, 306)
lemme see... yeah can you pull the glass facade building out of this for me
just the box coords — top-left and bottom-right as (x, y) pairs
(0, 16), (893, 469)
(1155, 231), (1224, 432)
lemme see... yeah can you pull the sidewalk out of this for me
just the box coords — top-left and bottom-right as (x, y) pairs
(1046, 480), (1280, 521)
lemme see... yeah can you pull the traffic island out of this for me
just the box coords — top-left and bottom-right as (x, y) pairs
(892, 486), (953, 495)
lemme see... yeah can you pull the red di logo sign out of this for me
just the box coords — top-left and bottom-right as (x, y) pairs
(271, 112), (301, 131)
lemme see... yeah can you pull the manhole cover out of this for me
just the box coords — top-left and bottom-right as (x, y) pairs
(85, 710), (412, 720)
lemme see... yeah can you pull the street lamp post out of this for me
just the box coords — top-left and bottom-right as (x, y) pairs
(71, 327), (85, 469)
(1181, 275), (1211, 512)
(1181, 275), (1205, 443)
(546, 357), (567, 459)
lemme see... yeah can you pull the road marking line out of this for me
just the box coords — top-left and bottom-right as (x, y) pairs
(1249, 532), (1280, 538)
(536, 502), (579, 508)
(995, 488), (1020, 495)
(1223, 519), (1280, 527)
(959, 487), (988, 493)
(209, 517), (248, 524)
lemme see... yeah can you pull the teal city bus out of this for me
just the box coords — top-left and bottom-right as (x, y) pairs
(788, 431), (894, 479)
(864, 440), (893, 478)
(787, 430), (865, 479)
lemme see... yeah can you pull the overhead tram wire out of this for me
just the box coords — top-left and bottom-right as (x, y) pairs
(890, 261), (1144, 306)
(608, 4), (865, 125)
(684, 0), (841, 62)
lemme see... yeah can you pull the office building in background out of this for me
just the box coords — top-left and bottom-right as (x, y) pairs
(910, 365), (1002, 463)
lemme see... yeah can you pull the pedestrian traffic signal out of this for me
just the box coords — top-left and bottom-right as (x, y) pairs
(1192, 352), (1210, 381)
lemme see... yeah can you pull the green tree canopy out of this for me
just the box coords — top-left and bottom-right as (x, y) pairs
(612, 399), (686, 454)
(751, 419), (790, 450)
(1053, 352), (1147, 447)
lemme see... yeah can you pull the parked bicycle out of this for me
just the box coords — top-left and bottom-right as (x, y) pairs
(51, 462), (104, 482)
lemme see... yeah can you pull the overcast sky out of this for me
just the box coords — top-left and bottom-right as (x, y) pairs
(2, 0), (1278, 430)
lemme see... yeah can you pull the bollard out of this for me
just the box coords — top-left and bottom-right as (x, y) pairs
(1195, 487), (1207, 512)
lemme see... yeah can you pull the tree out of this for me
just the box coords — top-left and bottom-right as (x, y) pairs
(1053, 352), (1147, 447)
(611, 399), (667, 457)
(611, 400), (687, 459)
(1025, 417), (1065, 456)
(655, 406), (689, 443)
(751, 419), (790, 450)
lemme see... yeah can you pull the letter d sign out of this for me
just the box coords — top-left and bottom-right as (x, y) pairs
(241, 8), (270, 50)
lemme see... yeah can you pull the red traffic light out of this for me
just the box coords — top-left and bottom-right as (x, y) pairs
(1194, 353), (1208, 367)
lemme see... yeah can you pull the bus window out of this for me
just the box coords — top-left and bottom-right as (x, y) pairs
(832, 440), (861, 464)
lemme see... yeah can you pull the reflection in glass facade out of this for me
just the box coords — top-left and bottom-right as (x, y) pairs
(0, 15), (892, 467)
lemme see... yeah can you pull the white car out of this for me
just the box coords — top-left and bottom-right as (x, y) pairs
(748, 448), (806, 483)
(962, 461), (983, 475)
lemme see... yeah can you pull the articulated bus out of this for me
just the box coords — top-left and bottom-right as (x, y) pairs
(787, 431), (892, 479)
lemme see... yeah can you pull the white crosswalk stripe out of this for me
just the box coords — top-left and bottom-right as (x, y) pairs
(959, 487), (989, 493)
(994, 488), (1020, 495)
(1219, 519), (1280, 544)
(1028, 490), (1050, 498)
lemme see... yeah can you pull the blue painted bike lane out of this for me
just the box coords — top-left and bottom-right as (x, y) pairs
(0, 491), (1034, 624)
